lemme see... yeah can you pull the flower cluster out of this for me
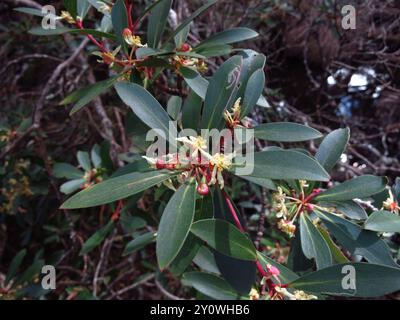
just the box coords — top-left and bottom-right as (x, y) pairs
(143, 136), (235, 194)
(170, 44), (208, 73)
(82, 167), (105, 189)
(382, 190), (399, 214)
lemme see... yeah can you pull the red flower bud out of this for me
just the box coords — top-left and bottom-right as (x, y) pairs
(306, 203), (314, 213)
(196, 183), (209, 196)
(156, 159), (166, 170)
(179, 43), (191, 52)
(122, 28), (132, 37)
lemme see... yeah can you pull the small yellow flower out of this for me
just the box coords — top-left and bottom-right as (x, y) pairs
(382, 190), (399, 214)
(60, 11), (75, 24)
(208, 153), (234, 189)
(122, 28), (147, 47)
(277, 219), (296, 237)
(249, 288), (260, 300)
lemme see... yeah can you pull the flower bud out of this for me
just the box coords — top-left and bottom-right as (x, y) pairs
(179, 43), (191, 52)
(306, 203), (314, 213)
(196, 183), (209, 196)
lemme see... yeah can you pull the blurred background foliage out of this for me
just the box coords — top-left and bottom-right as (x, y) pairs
(0, 0), (399, 299)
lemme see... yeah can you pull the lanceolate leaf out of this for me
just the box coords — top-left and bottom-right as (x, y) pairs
(290, 263), (400, 298)
(193, 246), (220, 274)
(253, 122), (323, 142)
(196, 27), (258, 49)
(300, 214), (333, 269)
(315, 175), (388, 202)
(163, 0), (218, 45)
(319, 200), (367, 220)
(182, 90), (202, 131)
(237, 175), (276, 190)
(180, 67), (208, 99)
(314, 210), (399, 268)
(157, 183), (196, 270)
(201, 55), (242, 129)
(235, 150), (330, 182)
(364, 211), (400, 233)
(5, 249), (27, 285)
(183, 272), (244, 300)
(114, 82), (175, 144)
(77, 151), (91, 171)
(147, 0), (172, 48)
(53, 163), (84, 179)
(315, 128), (350, 172)
(111, 0), (129, 53)
(80, 221), (114, 255)
(61, 170), (175, 209)
(123, 232), (157, 255)
(190, 219), (257, 261)
(317, 226), (350, 264)
(60, 178), (85, 194)
(240, 68), (265, 118)
(212, 189), (256, 294)
(60, 76), (118, 115)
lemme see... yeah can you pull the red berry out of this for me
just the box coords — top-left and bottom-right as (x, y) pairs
(196, 183), (209, 196)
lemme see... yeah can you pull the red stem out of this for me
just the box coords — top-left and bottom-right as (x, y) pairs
(222, 190), (268, 275)
(125, 0), (134, 31)
(75, 20), (105, 52)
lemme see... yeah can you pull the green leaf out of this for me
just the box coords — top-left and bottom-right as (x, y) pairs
(114, 82), (174, 145)
(6, 249), (27, 285)
(180, 67), (208, 99)
(190, 219), (257, 261)
(14, 7), (45, 17)
(28, 26), (72, 36)
(111, 0), (129, 53)
(64, 0), (78, 18)
(201, 55), (242, 129)
(240, 68), (265, 118)
(319, 200), (367, 220)
(169, 235), (201, 276)
(194, 44), (232, 58)
(163, 0), (218, 46)
(193, 246), (220, 274)
(315, 128), (350, 172)
(253, 122), (323, 142)
(53, 163), (84, 179)
(257, 252), (299, 283)
(123, 232), (157, 255)
(174, 23), (191, 47)
(317, 226), (350, 264)
(77, 151), (91, 171)
(15, 259), (44, 286)
(157, 183), (196, 270)
(91, 144), (102, 168)
(364, 211), (400, 233)
(80, 221), (114, 255)
(183, 272), (244, 300)
(237, 175), (276, 190)
(147, 0), (173, 48)
(314, 210), (399, 268)
(196, 27), (258, 49)
(236, 50), (266, 101)
(29, 27), (116, 38)
(77, 0), (90, 19)
(166, 95), (182, 120)
(182, 90), (202, 131)
(212, 189), (256, 294)
(315, 175), (388, 202)
(61, 76), (118, 115)
(235, 150), (330, 182)
(60, 178), (85, 194)
(61, 170), (175, 209)
(300, 214), (333, 269)
(290, 263), (400, 298)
